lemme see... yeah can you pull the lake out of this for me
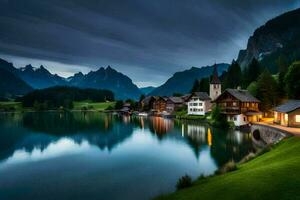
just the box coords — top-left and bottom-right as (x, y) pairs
(0, 112), (254, 200)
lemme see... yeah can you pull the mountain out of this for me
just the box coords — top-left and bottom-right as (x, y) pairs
(149, 64), (229, 96)
(0, 68), (33, 97)
(0, 58), (142, 100)
(140, 86), (156, 95)
(237, 8), (300, 72)
(68, 66), (141, 100)
(18, 65), (67, 89)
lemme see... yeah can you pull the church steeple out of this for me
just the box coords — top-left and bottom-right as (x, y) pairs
(211, 63), (221, 84)
(209, 63), (221, 100)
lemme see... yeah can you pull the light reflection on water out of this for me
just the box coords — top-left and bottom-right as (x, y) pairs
(0, 112), (253, 200)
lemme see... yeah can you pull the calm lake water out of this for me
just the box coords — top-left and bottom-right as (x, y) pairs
(0, 112), (254, 200)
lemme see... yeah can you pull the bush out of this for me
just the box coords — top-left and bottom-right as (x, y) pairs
(106, 105), (114, 110)
(210, 105), (229, 128)
(215, 161), (237, 175)
(176, 175), (192, 190)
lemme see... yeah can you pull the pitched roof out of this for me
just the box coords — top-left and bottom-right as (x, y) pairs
(168, 96), (184, 104)
(274, 100), (300, 113)
(219, 89), (260, 103)
(210, 64), (221, 84)
(191, 92), (211, 100)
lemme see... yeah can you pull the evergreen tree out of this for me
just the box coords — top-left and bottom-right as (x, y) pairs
(223, 60), (242, 89)
(139, 94), (145, 102)
(256, 70), (279, 112)
(199, 78), (209, 93)
(190, 79), (200, 93)
(247, 81), (258, 97)
(276, 54), (289, 97)
(243, 58), (261, 88)
(284, 62), (300, 99)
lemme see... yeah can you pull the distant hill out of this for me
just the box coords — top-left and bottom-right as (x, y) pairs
(237, 8), (300, 72)
(149, 64), (229, 96)
(140, 86), (156, 95)
(0, 68), (33, 97)
(68, 66), (142, 100)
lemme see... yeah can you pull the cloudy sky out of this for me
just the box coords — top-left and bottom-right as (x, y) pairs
(0, 0), (299, 87)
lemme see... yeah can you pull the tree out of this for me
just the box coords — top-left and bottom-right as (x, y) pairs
(284, 62), (300, 99)
(247, 81), (258, 97)
(243, 58), (261, 88)
(173, 93), (183, 97)
(276, 54), (289, 96)
(190, 79), (200, 93)
(114, 100), (123, 110)
(223, 60), (242, 89)
(210, 105), (229, 128)
(256, 70), (279, 112)
(139, 94), (145, 102)
(199, 78), (209, 93)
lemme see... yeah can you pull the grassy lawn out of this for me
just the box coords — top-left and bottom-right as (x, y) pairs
(0, 101), (23, 111)
(73, 101), (115, 111)
(156, 137), (300, 200)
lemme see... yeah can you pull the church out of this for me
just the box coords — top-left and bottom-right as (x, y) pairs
(188, 64), (262, 127)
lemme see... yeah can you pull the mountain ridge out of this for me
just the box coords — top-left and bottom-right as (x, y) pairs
(237, 8), (300, 71)
(149, 64), (229, 96)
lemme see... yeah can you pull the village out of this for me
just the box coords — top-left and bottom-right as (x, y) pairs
(121, 64), (300, 130)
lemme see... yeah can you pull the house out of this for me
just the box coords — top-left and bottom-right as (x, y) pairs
(214, 89), (262, 126)
(273, 100), (300, 128)
(140, 96), (158, 111)
(166, 96), (185, 113)
(187, 92), (211, 115)
(120, 103), (131, 115)
(209, 64), (221, 101)
(140, 96), (167, 113)
(153, 97), (167, 113)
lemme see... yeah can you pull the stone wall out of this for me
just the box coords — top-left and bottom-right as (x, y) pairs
(251, 124), (290, 145)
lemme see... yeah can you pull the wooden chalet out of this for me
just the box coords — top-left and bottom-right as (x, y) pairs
(214, 89), (261, 126)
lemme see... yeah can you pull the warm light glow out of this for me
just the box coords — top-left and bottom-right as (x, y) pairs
(285, 114), (288, 122)
(274, 112), (277, 119)
(296, 115), (300, 123)
(207, 128), (212, 146)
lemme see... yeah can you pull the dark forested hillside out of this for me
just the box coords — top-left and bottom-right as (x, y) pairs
(0, 68), (33, 98)
(18, 86), (114, 109)
(150, 64), (229, 96)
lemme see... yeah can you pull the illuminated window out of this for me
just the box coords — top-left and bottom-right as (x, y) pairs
(285, 114), (288, 121)
(296, 115), (300, 123)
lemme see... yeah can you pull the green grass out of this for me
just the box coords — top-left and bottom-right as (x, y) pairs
(156, 137), (300, 200)
(73, 101), (115, 111)
(0, 101), (23, 111)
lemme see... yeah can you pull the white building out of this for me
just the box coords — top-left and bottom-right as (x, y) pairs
(209, 64), (221, 101)
(188, 92), (211, 116)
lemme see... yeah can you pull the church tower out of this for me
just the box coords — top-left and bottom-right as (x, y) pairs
(210, 64), (221, 100)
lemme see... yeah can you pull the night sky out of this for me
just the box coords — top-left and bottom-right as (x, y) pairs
(0, 0), (299, 87)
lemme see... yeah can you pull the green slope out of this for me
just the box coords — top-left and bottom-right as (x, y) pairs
(156, 137), (300, 200)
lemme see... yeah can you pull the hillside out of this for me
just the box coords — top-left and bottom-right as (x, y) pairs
(0, 68), (33, 97)
(237, 8), (300, 72)
(157, 137), (300, 200)
(140, 86), (156, 95)
(150, 64), (229, 96)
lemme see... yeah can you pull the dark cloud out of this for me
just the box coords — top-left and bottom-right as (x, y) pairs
(0, 0), (299, 86)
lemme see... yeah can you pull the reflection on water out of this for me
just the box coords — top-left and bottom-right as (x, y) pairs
(0, 112), (254, 200)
